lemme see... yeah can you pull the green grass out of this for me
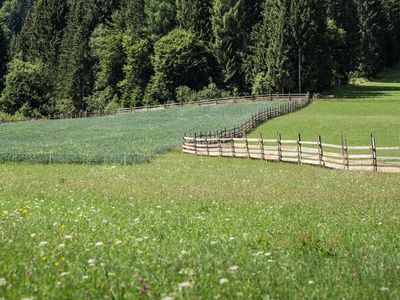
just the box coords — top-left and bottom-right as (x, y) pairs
(251, 65), (400, 146)
(0, 155), (399, 299)
(0, 101), (282, 164)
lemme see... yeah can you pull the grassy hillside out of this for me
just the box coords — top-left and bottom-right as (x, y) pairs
(0, 101), (282, 163)
(0, 156), (399, 299)
(251, 65), (400, 146)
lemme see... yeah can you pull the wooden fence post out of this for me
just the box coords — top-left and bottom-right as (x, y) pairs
(345, 138), (350, 170)
(217, 133), (222, 156)
(269, 92), (272, 101)
(341, 135), (346, 170)
(231, 136), (235, 157)
(371, 134), (378, 172)
(317, 135), (324, 167)
(194, 133), (198, 156)
(277, 133), (282, 161)
(205, 136), (210, 156)
(297, 134), (302, 164)
(260, 132), (265, 161)
(244, 131), (250, 159)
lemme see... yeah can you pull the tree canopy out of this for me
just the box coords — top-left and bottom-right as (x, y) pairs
(0, 0), (399, 117)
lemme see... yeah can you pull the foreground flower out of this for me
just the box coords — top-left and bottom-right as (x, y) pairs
(95, 242), (104, 247)
(229, 265), (239, 272)
(0, 278), (6, 286)
(219, 278), (229, 285)
(178, 281), (193, 289)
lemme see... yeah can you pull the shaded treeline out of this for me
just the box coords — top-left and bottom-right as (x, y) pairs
(0, 0), (399, 117)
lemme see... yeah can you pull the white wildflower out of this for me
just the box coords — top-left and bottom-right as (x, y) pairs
(308, 281), (314, 284)
(95, 242), (104, 247)
(60, 272), (70, 277)
(82, 275), (89, 280)
(87, 259), (96, 266)
(39, 241), (48, 247)
(0, 278), (6, 286)
(162, 297), (174, 300)
(229, 265), (239, 272)
(64, 235), (72, 240)
(219, 278), (229, 285)
(178, 281), (193, 289)
(380, 287), (389, 291)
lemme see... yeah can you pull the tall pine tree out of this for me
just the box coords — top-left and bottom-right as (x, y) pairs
(176, 0), (212, 40)
(211, 0), (246, 91)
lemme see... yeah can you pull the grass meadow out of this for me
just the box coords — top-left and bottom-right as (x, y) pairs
(1, 67), (400, 299)
(0, 155), (399, 299)
(0, 101), (283, 164)
(251, 66), (400, 146)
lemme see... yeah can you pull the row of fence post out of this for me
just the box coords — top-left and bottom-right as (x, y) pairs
(187, 133), (383, 173)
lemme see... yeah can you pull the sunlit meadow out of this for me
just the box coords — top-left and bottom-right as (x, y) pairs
(0, 154), (399, 299)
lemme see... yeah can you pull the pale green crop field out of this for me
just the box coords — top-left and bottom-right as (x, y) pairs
(0, 101), (282, 164)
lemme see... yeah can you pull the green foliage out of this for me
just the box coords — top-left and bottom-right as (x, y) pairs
(263, 0), (294, 93)
(150, 29), (210, 103)
(252, 72), (273, 95)
(0, 25), (7, 90)
(0, 58), (52, 117)
(145, 0), (176, 41)
(175, 85), (194, 102)
(119, 37), (152, 106)
(176, 0), (212, 40)
(291, 0), (331, 91)
(211, 0), (246, 90)
(1, 0), (400, 116)
(90, 23), (125, 107)
(356, 0), (387, 77)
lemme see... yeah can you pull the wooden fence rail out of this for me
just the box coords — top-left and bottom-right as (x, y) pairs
(1, 93), (308, 124)
(186, 93), (311, 139)
(182, 134), (400, 173)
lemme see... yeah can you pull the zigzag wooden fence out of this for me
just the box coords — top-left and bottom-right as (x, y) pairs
(182, 94), (400, 173)
(183, 134), (400, 173)
(185, 93), (311, 139)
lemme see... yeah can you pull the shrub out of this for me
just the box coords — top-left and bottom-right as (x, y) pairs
(150, 29), (210, 103)
(0, 58), (52, 117)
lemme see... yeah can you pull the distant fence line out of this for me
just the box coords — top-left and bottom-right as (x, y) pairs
(0, 93), (308, 124)
(182, 135), (400, 173)
(185, 93), (311, 139)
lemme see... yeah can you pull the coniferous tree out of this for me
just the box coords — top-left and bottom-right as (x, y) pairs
(176, 0), (212, 40)
(291, 0), (331, 91)
(211, 0), (246, 91)
(327, 0), (360, 83)
(15, 0), (68, 70)
(0, 25), (8, 91)
(357, 0), (386, 77)
(145, 0), (176, 42)
(256, 0), (294, 93)
(381, 0), (400, 67)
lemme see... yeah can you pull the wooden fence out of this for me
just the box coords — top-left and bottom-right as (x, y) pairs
(0, 93), (307, 123)
(185, 93), (311, 139)
(182, 134), (400, 173)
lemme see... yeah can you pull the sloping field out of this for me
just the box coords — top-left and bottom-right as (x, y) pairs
(0, 101), (283, 163)
(251, 65), (400, 146)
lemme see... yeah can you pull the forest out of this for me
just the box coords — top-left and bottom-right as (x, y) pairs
(0, 0), (399, 117)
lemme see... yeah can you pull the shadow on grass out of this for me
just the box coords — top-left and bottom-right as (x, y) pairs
(331, 85), (400, 99)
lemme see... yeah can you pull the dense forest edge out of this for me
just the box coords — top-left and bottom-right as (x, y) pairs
(0, 0), (399, 119)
